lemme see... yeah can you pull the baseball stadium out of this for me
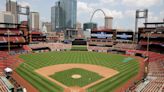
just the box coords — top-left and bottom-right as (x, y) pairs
(0, 23), (163, 92)
(0, 0), (164, 92)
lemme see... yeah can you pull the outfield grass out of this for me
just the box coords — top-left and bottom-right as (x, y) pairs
(71, 45), (87, 51)
(50, 68), (103, 87)
(16, 51), (139, 92)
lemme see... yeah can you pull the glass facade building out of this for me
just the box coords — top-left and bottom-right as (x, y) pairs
(51, 0), (77, 32)
(61, 0), (77, 29)
(51, 2), (64, 32)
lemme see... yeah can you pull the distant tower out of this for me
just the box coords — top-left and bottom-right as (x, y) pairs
(43, 22), (52, 32)
(42, 24), (47, 33)
(105, 16), (113, 29)
(6, 0), (18, 23)
(29, 12), (40, 31)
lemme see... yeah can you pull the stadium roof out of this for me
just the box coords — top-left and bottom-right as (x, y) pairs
(144, 22), (164, 25)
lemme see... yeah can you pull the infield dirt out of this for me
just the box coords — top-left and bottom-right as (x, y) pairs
(35, 64), (119, 92)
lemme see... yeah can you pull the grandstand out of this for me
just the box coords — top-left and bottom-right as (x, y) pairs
(0, 23), (27, 50)
(138, 22), (164, 53)
(88, 29), (115, 52)
(29, 31), (46, 43)
(29, 42), (72, 52)
(46, 32), (60, 42)
(87, 29), (138, 53)
(0, 77), (11, 92)
(0, 50), (27, 92)
(113, 30), (137, 51)
(134, 51), (164, 92)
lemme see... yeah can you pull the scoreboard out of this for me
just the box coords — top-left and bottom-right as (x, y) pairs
(116, 32), (133, 41)
(91, 32), (113, 39)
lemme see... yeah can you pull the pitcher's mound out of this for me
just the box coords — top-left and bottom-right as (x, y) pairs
(71, 74), (82, 79)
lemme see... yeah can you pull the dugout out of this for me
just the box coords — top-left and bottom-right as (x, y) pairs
(116, 50), (126, 54)
(32, 47), (51, 52)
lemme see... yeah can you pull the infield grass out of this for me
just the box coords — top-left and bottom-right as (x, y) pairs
(50, 68), (103, 87)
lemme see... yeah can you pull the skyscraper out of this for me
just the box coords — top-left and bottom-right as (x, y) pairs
(51, 1), (64, 32)
(29, 12), (40, 31)
(0, 11), (16, 27)
(6, 0), (18, 23)
(51, 5), (56, 32)
(51, 0), (77, 32)
(60, 0), (77, 29)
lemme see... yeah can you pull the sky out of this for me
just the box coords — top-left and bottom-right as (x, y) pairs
(0, 0), (164, 30)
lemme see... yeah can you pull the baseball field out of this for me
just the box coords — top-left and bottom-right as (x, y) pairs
(16, 51), (140, 92)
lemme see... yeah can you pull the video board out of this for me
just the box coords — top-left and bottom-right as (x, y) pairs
(91, 32), (113, 39)
(116, 32), (133, 41)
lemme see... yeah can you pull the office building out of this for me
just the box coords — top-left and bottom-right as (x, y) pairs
(51, 6), (55, 32)
(83, 22), (97, 31)
(6, 0), (18, 23)
(51, 0), (77, 31)
(0, 11), (16, 27)
(51, 1), (64, 32)
(42, 22), (52, 32)
(30, 12), (40, 31)
(60, 0), (77, 29)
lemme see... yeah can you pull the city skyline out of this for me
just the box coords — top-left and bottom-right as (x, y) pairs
(0, 0), (164, 30)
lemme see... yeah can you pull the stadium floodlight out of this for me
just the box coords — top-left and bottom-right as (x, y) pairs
(7, 30), (11, 54)
(135, 9), (148, 42)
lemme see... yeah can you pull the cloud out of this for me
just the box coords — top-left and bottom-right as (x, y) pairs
(77, 0), (163, 29)
(77, 1), (94, 22)
(124, 10), (135, 18)
(10, 0), (16, 2)
(77, 1), (93, 13)
(77, 1), (123, 27)
(122, 0), (161, 8)
(159, 11), (164, 21)
(18, 1), (31, 7)
(40, 17), (50, 22)
(109, 10), (123, 19)
(78, 1), (123, 19)
(99, 8), (123, 19)
(0, 2), (5, 11)
(101, 0), (115, 3)
(148, 12), (161, 22)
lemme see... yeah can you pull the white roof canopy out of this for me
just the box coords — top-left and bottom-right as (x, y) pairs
(4, 67), (13, 73)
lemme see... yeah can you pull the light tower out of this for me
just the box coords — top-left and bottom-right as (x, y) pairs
(135, 9), (148, 41)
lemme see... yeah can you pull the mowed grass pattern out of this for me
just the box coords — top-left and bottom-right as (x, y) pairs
(16, 51), (139, 92)
(50, 68), (103, 87)
(71, 45), (87, 51)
